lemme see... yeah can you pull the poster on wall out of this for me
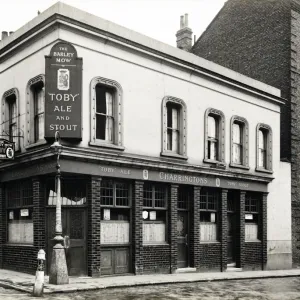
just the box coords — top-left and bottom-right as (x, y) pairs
(103, 209), (110, 221)
(45, 42), (82, 139)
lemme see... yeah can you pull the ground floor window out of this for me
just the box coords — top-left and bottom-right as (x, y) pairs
(245, 192), (261, 241)
(143, 183), (167, 244)
(100, 179), (131, 244)
(7, 180), (33, 244)
(200, 188), (219, 242)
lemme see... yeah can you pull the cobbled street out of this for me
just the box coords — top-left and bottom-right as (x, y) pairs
(1, 277), (300, 300)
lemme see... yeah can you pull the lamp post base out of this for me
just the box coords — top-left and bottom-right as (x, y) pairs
(49, 237), (69, 285)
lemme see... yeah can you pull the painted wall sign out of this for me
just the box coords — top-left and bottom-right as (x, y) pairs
(45, 42), (82, 139)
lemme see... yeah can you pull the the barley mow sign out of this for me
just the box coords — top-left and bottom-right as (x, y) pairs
(45, 42), (82, 139)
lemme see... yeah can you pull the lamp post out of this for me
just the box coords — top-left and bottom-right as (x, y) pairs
(49, 131), (69, 285)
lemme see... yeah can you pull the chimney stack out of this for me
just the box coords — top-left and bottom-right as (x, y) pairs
(9, 31), (14, 35)
(176, 14), (193, 52)
(1, 31), (8, 40)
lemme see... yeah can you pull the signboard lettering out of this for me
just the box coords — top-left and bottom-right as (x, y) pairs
(45, 42), (82, 139)
(0, 139), (15, 160)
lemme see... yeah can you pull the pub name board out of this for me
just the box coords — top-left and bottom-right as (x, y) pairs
(45, 42), (82, 139)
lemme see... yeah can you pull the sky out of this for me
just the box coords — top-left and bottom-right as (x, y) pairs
(0, 0), (226, 47)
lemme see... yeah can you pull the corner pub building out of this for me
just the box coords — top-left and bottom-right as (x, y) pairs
(0, 2), (291, 277)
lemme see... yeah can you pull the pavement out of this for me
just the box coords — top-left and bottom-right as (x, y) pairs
(0, 268), (300, 295)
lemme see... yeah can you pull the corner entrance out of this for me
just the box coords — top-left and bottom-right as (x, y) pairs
(47, 208), (87, 276)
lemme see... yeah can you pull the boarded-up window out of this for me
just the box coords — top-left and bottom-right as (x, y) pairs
(200, 188), (219, 242)
(7, 181), (33, 244)
(245, 193), (261, 241)
(143, 183), (167, 244)
(101, 221), (130, 244)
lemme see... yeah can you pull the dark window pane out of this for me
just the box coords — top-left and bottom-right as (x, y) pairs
(116, 182), (129, 206)
(167, 104), (173, 128)
(95, 85), (107, 114)
(96, 114), (106, 140)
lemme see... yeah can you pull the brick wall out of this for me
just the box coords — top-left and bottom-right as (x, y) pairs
(221, 189), (228, 271)
(3, 246), (36, 274)
(87, 176), (101, 276)
(169, 185), (178, 273)
(191, 186), (200, 269)
(244, 242), (262, 270)
(143, 245), (170, 273)
(0, 185), (4, 268)
(192, 0), (291, 161)
(291, 3), (300, 267)
(238, 191), (246, 268)
(133, 181), (143, 274)
(199, 243), (222, 271)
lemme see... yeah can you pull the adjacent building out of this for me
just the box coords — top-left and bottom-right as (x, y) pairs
(191, 0), (300, 267)
(0, 1), (291, 276)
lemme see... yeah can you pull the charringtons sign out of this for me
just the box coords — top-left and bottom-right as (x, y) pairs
(45, 42), (82, 139)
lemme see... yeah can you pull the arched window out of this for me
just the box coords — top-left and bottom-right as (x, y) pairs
(230, 116), (249, 169)
(204, 108), (225, 163)
(161, 96), (187, 159)
(256, 123), (272, 173)
(26, 75), (45, 146)
(90, 77), (124, 150)
(2, 88), (20, 150)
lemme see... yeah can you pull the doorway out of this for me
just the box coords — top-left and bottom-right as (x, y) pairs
(47, 208), (87, 276)
(227, 192), (239, 265)
(177, 211), (189, 268)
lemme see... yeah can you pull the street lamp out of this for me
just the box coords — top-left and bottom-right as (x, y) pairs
(49, 131), (69, 285)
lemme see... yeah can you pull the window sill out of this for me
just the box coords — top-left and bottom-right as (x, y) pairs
(25, 139), (47, 150)
(200, 241), (220, 244)
(245, 239), (261, 243)
(89, 141), (125, 151)
(160, 151), (188, 160)
(143, 242), (169, 246)
(229, 163), (250, 170)
(255, 167), (273, 174)
(100, 243), (131, 247)
(4, 243), (34, 247)
(203, 159), (226, 168)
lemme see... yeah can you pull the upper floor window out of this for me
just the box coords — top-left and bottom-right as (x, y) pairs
(161, 96), (187, 159)
(230, 116), (249, 169)
(256, 124), (272, 173)
(2, 88), (19, 151)
(90, 77), (123, 150)
(204, 108), (225, 163)
(27, 75), (45, 145)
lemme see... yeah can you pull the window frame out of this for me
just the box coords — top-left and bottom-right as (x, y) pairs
(6, 180), (34, 245)
(26, 75), (46, 149)
(256, 123), (273, 173)
(204, 108), (225, 164)
(245, 192), (261, 242)
(90, 77), (124, 151)
(199, 188), (220, 243)
(142, 183), (168, 245)
(161, 96), (187, 159)
(230, 116), (249, 170)
(2, 88), (20, 151)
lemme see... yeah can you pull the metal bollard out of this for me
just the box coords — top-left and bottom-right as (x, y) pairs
(33, 249), (46, 297)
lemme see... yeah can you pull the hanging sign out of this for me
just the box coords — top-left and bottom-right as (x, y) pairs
(45, 42), (82, 139)
(0, 139), (15, 159)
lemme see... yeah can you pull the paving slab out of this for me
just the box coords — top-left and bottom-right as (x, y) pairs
(0, 268), (300, 294)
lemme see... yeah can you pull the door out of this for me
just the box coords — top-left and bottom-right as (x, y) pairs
(177, 211), (189, 268)
(227, 197), (237, 265)
(47, 208), (87, 276)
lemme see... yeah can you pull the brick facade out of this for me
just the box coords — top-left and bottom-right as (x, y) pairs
(191, 186), (200, 269)
(244, 242), (262, 271)
(169, 185), (178, 273)
(221, 189), (228, 271)
(143, 245), (170, 273)
(0, 185), (4, 268)
(238, 191), (246, 268)
(133, 180), (143, 275)
(87, 176), (101, 277)
(199, 243), (221, 271)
